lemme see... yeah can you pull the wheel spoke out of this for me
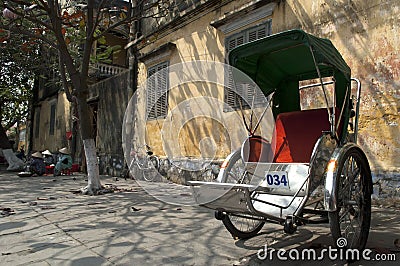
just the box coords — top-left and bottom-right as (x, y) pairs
(221, 150), (265, 239)
(229, 214), (263, 233)
(330, 148), (371, 250)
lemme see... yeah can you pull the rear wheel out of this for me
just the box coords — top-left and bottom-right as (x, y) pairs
(142, 155), (159, 182)
(220, 150), (265, 239)
(328, 147), (372, 250)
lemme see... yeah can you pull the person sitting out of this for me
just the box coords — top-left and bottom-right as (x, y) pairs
(16, 146), (26, 161)
(54, 147), (72, 176)
(42, 150), (55, 166)
(29, 151), (46, 176)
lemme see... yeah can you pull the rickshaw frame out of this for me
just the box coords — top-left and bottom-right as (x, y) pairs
(189, 29), (372, 250)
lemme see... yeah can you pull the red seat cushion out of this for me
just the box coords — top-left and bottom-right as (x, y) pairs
(272, 108), (341, 163)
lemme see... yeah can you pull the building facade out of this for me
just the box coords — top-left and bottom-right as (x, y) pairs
(130, 0), (399, 187)
(29, 1), (130, 175)
(28, 0), (399, 192)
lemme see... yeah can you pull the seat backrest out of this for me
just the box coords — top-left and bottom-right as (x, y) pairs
(272, 108), (340, 163)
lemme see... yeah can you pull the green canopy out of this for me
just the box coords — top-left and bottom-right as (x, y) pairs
(228, 29), (352, 140)
(229, 30), (350, 108)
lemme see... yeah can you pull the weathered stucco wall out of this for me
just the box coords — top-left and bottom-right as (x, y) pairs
(92, 70), (130, 175)
(32, 92), (71, 153)
(136, 0), (399, 183)
(137, 0), (275, 162)
(272, 0), (400, 174)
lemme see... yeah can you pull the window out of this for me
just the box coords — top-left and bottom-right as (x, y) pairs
(49, 103), (56, 135)
(224, 22), (271, 111)
(226, 23), (270, 53)
(146, 61), (169, 120)
(299, 77), (336, 111)
(224, 80), (268, 111)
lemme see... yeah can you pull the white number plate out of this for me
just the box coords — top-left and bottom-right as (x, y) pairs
(263, 171), (289, 189)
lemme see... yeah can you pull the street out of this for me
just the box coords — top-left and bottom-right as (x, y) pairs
(0, 170), (399, 265)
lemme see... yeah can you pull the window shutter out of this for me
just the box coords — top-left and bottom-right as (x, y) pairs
(257, 27), (267, 39)
(248, 29), (257, 42)
(146, 62), (169, 120)
(227, 33), (245, 52)
(224, 21), (272, 111)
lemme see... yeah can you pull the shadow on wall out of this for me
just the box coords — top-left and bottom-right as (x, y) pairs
(279, 0), (399, 177)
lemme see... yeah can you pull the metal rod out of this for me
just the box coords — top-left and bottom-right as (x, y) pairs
(250, 174), (309, 210)
(336, 81), (349, 139)
(251, 94), (273, 135)
(308, 45), (334, 137)
(351, 78), (362, 144)
(299, 80), (335, 90)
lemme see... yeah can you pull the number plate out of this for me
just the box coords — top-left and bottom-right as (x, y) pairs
(263, 171), (289, 189)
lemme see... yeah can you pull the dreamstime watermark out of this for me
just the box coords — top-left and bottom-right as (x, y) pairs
(257, 237), (397, 262)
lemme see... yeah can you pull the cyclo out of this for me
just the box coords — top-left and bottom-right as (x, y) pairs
(189, 30), (372, 250)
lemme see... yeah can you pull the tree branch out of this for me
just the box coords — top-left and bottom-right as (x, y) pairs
(59, 50), (74, 102)
(81, 0), (95, 77)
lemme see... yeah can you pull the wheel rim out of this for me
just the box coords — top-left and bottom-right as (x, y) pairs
(222, 150), (264, 238)
(228, 214), (264, 234)
(225, 157), (254, 185)
(225, 157), (246, 183)
(337, 151), (369, 248)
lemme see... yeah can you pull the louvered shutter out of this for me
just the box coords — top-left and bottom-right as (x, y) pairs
(224, 22), (272, 111)
(227, 33), (245, 52)
(147, 62), (169, 120)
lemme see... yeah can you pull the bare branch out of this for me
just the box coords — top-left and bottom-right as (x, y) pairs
(2, 3), (54, 32)
(91, 0), (108, 36)
(59, 50), (74, 102)
(94, 1), (170, 41)
(81, 0), (95, 77)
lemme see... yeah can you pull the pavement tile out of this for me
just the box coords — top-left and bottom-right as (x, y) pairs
(0, 171), (399, 265)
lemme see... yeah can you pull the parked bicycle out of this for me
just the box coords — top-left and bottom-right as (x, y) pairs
(128, 144), (160, 182)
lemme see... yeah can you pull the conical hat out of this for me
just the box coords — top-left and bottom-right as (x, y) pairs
(59, 147), (70, 154)
(32, 151), (43, 159)
(42, 150), (52, 156)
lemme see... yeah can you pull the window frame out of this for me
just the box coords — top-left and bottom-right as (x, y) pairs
(224, 21), (272, 112)
(146, 61), (169, 120)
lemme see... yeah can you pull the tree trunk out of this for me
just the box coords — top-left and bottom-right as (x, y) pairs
(80, 138), (102, 194)
(0, 124), (24, 171)
(76, 95), (103, 194)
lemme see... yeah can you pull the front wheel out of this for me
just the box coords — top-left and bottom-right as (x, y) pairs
(328, 147), (372, 250)
(220, 150), (265, 239)
(222, 214), (265, 239)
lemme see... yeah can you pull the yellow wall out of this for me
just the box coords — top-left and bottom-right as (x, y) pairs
(136, 1), (275, 161)
(32, 92), (71, 153)
(136, 0), (400, 172)
(272, 0), (400, 172)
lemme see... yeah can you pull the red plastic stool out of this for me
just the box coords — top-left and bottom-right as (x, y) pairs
(45, 165), (55, 175)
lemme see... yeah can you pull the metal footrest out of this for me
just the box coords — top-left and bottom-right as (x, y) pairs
(189, 181), (286, 220)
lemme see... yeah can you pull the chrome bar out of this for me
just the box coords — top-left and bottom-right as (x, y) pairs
(308, 46), (334, 137)
(351, 78), (362, 144)
(299, 80), (335, 90)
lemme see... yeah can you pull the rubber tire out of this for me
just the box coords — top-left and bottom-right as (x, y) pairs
(328, 147), (372, 250)
(222, 214), (265, 239)
(220, 150), (265, 239)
